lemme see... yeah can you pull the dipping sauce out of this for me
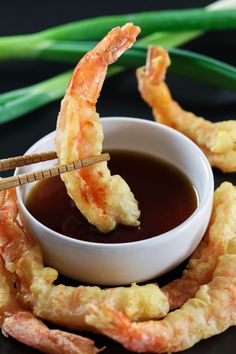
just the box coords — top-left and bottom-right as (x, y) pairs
(26, 150), (198, 244)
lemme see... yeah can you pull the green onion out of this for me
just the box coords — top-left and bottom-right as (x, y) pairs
(24, 40), (236, 93)
(0, 67), (124, 125)
(2, 0), (228, 61)
(0, 72), (70, 125)
(0, 27), (192, 124)
(137, 31), (202, 48)
(0, 0), (235, 125)
(0, 87), (29, 105)
(169, 48), (236, 92)
(1, 45), (235, 125)
(37, 9), (236, 39)
(0, 23), (206, 122)
(0, 7), (236, 60)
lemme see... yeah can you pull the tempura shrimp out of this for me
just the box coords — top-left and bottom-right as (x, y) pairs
(137, 46), (236, 172)
(0, 188), (169, 331)
(0, 188), (17, 221)
(0, 257), (99, 354)
(86, 237), (236, 353)
(162, 181), (236, 309)
(56, 23), (141, 232)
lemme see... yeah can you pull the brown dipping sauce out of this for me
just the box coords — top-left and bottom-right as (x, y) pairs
(26, 150), (198, 244)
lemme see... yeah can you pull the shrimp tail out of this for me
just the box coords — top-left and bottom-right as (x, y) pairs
(137, 45), (236, 172)
(3, 312), (101, 354)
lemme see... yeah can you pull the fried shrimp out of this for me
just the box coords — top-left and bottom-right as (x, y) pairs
(0, 189), (169, 331)
(0, 258), (99, 354)
(0, 188), (18, 221)
(56, 23), (141, 233)
(86, 237), (236, 353)
(162, 182), (236, 309)
(137, 46), (236, 172)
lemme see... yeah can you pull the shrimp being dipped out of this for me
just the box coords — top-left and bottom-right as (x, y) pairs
(86, 237), (236, 353)
(0, 258), (99, 354)
(137, 46), (236, 172)
(56, 23), (141, 233)
(0, 189), (169, 331)
(163, 182), (236, 309)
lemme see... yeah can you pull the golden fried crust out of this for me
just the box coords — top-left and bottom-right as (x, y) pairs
(0, 189), (18, 221)
(85, 238), (236, 353)
(16, 247), (169, 329)
(0, 257), (99, 354)
(163, 182), (236, 309)
(56, 24), (141, 232)
(0, 189), (168, 330)
(137, 46), (236, 172)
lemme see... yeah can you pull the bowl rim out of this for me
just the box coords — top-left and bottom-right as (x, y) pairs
(16, 116), (214, 249)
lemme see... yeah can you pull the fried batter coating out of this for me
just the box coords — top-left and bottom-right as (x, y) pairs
(86, 237), (236, 353)
(56, 23), (141, 233)
(0, 257), (99, 354)
(137, 46), (236, 172)
(0, 189), (169, 331)
(163, 182), (236, 309)
(0, 188), (18, 221)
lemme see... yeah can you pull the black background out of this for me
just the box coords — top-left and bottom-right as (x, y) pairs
(0, 1), (236, 353)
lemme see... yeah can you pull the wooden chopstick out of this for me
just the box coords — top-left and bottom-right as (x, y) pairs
(0, 151), (57, 172)
(0, 153), (110, 191)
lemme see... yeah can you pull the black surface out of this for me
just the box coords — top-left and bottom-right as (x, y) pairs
(0, 0), (236, 353)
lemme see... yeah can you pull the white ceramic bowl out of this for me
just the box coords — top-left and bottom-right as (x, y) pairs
(16, 117), (214, 285)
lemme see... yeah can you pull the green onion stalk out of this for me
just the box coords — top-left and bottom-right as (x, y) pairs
(35, 41), (236, 93)
(1, 0), (233, 60)
(0, 67), (123, 125)
(0, 1), (236, 61)
(1, 43), (236, 125)
(0, 0), (236, 124)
